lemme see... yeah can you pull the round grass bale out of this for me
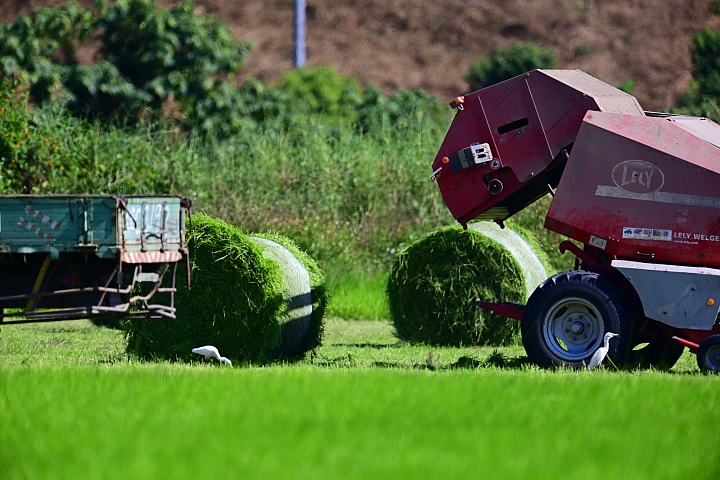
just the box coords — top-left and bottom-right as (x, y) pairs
(123, 215), (326, 363)
(387, 223), (548, 346)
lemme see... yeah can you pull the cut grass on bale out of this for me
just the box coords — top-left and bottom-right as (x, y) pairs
(123, 214), (287, 364)
(387, 226), (528, 346)
(124, 216), (330, 363)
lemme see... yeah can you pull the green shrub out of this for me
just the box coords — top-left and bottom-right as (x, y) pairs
(465, 42), (557, 92)
(0, 0), (251, 129)
(0, 1), (93, 102)
(357, 86), (444, 134)
(278, 66), (362, 118)
(573, 44), (590, 57)
(0, 78), (184, 195)
(95, 0), (251, 124)
(61, 61), (152, 121)
(691, 27), (720, 99)
(672, 28), (720, 122)
(0, 1), (448, 140)
(0, 79), (38, 192)
(709, 0), (720, 15)
(618, 78), (635, 94)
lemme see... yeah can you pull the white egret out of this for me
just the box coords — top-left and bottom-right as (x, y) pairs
(586, 332), (620, 370)
(192, 345), (232, 366)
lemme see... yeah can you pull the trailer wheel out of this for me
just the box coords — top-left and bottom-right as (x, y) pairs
(697, 334), (720, 373)
(627, 338), (684, 371)
(522, 271), (624, 369)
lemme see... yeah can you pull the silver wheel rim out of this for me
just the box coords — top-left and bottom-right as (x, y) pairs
(542, 296), (604, 361)
(704, 344), (720, 370)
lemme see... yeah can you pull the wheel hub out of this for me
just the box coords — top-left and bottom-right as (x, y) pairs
(569, 319), (586, 336)
(707, 345), (720, 369)
(542, 297), (604, 361)
(562, 314), (594, 343)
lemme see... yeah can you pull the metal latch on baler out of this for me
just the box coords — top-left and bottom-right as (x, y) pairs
(448, 143), (492, 172)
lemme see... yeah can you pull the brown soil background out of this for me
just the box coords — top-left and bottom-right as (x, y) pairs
(3, 0), (720, 110)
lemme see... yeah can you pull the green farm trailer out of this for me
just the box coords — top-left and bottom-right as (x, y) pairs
(0, 195), (191, 324)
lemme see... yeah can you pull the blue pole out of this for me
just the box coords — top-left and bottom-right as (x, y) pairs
(294, 0), (306, 68)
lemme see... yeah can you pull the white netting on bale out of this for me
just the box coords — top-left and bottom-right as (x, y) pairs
(251, 237), (314, 358)
(469, 222), (547, 298)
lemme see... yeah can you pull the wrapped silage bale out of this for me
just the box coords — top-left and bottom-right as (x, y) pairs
(387, 222), (549, 346)
(123, 215), (327, 363)
(251, 233), (327, 358)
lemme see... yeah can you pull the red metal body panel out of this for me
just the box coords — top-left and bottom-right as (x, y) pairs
(433, 70), (643, 225)
(546, 111), (720, 268)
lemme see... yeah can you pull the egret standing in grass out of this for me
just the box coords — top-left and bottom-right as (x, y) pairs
(192, 345), (232, 366)
(587, 332), (619, 370)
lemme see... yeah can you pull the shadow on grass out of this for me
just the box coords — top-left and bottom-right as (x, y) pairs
(309, 348), (531, 371)
(455, 350), (532, 370)
(331, 343), (396, 349)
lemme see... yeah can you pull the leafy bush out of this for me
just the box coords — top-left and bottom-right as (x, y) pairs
(0, 78), (181, 194)
(357, 86), (444, 134)
(617, 78), (635, 94)
(673, 28), (720, 122)
(1, 1), (448, 140)
(93, 0), (251, 124)
(278, 66), (362, 118)
(464, 42), (558, 92)
(709, 0), (720, 15)
(691, 27), (720, 99)
(0, 78), (38, 193)
(0, 1), (93, 102)
(0, 0), (251, 128)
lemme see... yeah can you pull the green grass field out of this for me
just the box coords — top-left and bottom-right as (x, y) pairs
(327, 271), (390, 320)
(1, 320), (719, 480)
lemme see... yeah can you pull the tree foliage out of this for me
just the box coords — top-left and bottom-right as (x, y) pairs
(0, 0), (251, 125)
(0, 1), (93, 102)
(464, 42), (557, 92)
(0, 1), (446, 139)
(673, 27), (720, 122)
(692, 27), (720, 99)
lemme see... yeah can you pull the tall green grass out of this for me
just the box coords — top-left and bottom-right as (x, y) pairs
(1, 94), (454, 269)
(327, 271), (390, 320)
(1, 365), (718, 480)
(2, 80), (573, 320)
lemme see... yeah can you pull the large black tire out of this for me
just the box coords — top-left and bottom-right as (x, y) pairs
(625, 336), (685, 371)
(612, 304), (685, 371)
(521, 271), (627, 369)
(697, 334), (720, 373)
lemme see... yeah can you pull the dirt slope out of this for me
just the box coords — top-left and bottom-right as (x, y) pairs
(3, 0), (720, 110)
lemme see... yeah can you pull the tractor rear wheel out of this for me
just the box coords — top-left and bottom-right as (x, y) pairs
(521, 271), (626, 369)
(697, 334), (720, 373)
